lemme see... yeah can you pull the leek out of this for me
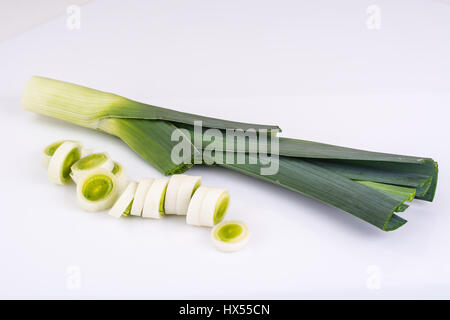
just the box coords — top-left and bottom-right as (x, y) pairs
(23, 76), (279, 176)
(23, 76), (439, 231)
(70, 152), (114, 184)
(48, 141), (82, 185)
(130, 178), (154, 216)
(356, 181), (416, 213)
(109, 182), (137, 218)
(76, 169), (118, 212)
(186, 187), (229, 227)
(357, 181), (416, 203)
(164, 174), (202, 215)
(221, 155), (409, 231)
(142, 178), (169, 219)
(182, 124), (438, 201)
(186, 187), (208, 226)
(212, 221), (250, 252)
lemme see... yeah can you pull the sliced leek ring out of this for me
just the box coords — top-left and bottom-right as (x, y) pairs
(43, 141), (90, 169)
(186, 187), (209, 226)
(130, 178), (154, 216)
(76, 169), (118, 212)
(211, 221), (250, 252)
(142, 178), (169, 219)
(164, 175), (185, 215)
(48, 141), (82, 185)
(209, 189), (230, 225)
(70, 152), (114, 184)
(112, 161), (129, 195)
(109, 181), (138, 218)
(164, 175), (201, 215)
(176, 176), (201, 215)
(187, 187), (229, 227)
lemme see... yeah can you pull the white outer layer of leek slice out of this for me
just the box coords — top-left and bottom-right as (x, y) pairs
(164, 175), (185, 215)
(76, 169), (118, 212)
(166, 175), (202, 216)
(164, 175), (201, 215)
(211, 220), (250, 252)
(142, 178), (169, 219)
(176, 176), (201, 215)
(48, 141), (82, 185)
(186, 187), (209, 226)
(130, 178), (154, 216)
(70, 152), (115, 184)
(109, 181), (138, 218)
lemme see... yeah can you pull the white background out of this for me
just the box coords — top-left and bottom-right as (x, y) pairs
(0, 0), (449, 299)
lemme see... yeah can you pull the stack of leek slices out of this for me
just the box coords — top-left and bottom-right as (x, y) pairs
(42, 140), (249, 252)
(43, 140), (129, 211)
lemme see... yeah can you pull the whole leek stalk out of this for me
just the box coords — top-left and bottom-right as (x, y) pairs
(22, 76), (438, 231)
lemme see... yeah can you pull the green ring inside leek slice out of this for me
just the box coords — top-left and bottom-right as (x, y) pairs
(62, 148), (81, 180)
(82, 174), (114, 201)
(74, 153), (107, 170)
(191, 180), (201, 198)
(216, 223), (243, 242)
(159, 184), (168, 214)
(213, 193), (229, 225)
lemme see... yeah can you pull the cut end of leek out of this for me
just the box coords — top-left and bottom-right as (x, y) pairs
(109, 181), (137, 218)
(142, 178), (169, 219)
(48, 141), (82, 185)
(76, 169), (118, 212)
(186, 187), (229, 227)
(211, 221), (250, 252)
(164, 174), (202, 215)
(71, 152), (114, 184)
